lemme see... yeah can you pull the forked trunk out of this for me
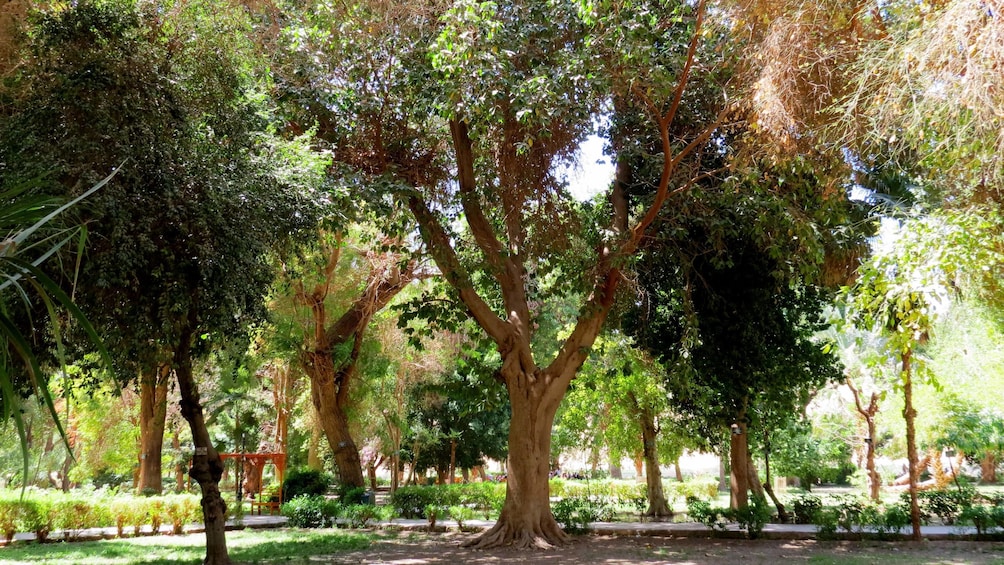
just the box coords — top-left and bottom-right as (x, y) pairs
(175, 332), (230, 565)
(463, 373), (569, 549)
(902, 349), (922, 541)
(137, 363), (170, 494)
(640, 407), (672, 518)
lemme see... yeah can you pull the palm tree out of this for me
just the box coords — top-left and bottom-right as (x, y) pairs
(0, 168), (117, 485)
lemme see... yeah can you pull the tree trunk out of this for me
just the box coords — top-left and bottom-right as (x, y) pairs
(762, 433), (788, 522)
(464, 372), (569, 549)
(137, 363), (170, 494)
(449, 438), (457, 485)
(307, 402), (323, 471)
(729, 419), (749, 510)
(902, 349), (922, 541)
(865, 418), (880, 500)
(304, 350), (365, 488)
(847, 376), (881, 502)
(747, 454), (764, 500)
(174, 331), (231, 565)
(172, 427), (185, 492)
(674, 456), (684, 482)
(640, 407), (672, 519)
(982, 452), (997, 483)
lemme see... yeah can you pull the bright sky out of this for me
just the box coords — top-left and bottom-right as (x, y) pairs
(562, 134), (615, 202)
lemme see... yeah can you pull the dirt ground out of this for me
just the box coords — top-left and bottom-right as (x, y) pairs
(309, 531), (1004, 564)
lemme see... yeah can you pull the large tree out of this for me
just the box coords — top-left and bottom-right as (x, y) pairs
(280, 231), (420, 488)
(0, 2), (327, 562)
(276, 0), (734, 547)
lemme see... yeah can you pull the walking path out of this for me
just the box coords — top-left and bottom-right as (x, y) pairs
(5, 514), (995, 545)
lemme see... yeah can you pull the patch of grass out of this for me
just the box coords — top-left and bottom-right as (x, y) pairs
(0, 528), (373, 564)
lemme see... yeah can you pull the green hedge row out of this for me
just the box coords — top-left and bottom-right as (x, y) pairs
(280, 495), (392, 528)
(0, 490), (201, 543)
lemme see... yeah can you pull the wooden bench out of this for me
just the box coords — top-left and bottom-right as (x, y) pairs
(250, 494), (281, 515)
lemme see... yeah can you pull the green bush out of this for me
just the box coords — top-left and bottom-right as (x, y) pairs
(338, 485), (366, 505)
(0, 496), (21, 543)
(732, 498), (772, 539)
(390, 486), (443, 518)
(449, 505), (475, 528)
(552, 497), (613, 534)
(685, 497), (728, 531)
(674, 478), (719, 501)
(281, 495), (326, 528)
(164, 495), (201, 534)
(282, 468), (333, 502)
(17, 498), (53, 542)
(52, 496), (97, 541)
(959, 505), (994, 535)
(342, 504), (388, 528)
(833, 495), (868, 532)
(791, 494), (822, 524)
(913, 488), (976, 525)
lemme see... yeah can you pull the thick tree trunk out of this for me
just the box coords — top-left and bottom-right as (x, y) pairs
(902, 350), (922, 541)
(172, 428), (185, 492)
(304, 351), (365, 488)
(747, 454), (764, 500)
(174, 332), (230, 565)
(729, 418), (749, 510)
(464, 372), (569, 549)
(640, 408), (672, 519)
(674, 456), (684, 482)
(982, 452), (997, 483)
(137, 363), (170, 494)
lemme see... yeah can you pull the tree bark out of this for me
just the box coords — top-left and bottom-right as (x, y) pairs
(674, 457), (684, 482)
(304, 350), (365, 488)
(762, 435), (788, 522)
(847, 376), (881, 501)
(463, 370), (570, 549)
(729, 416), (749, 510)
(292, 236), (416, 490)
(137, 363), (170, 494)
(982, 452), (997, 483)
(639, 405), (672, 518)
(174, 327), (231, 565)
(902, 349), (922, 541)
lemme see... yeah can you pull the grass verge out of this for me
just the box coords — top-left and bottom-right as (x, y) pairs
(0, 528), (373, 564)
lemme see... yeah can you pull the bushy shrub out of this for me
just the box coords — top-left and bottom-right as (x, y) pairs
(791, 494), (822, 524)
(685, 497), (728, 531)
(449, 505), (475, 528)
(914, 488), (976, 525)
(52, 496), (98, 541)
(281, 495), (326, 528)
(282, 468), (333, 502)
(338, 484), (366, 505)
(147, 498), (165, 533)
(390, 486), (444, 518)
(342, 504), (391, 528)
(833, 495), (868, 532)
(674, 478), (719, 501)
(16, 498), (53, 542)
(0, 496), (21, 543)
(552, 497), (612, 534)
(732, 498), (772, 539)
(164, 495), (201, 534)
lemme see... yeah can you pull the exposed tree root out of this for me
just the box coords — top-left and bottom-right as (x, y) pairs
(461, 519), (570, 550)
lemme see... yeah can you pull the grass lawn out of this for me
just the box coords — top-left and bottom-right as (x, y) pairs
(0, 528), (374, 565)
